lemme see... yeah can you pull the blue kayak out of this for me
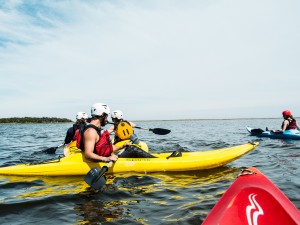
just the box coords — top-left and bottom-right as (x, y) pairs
(246, 127), (300, 140)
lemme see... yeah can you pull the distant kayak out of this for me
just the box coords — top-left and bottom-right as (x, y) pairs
(246, 127), (300, 140)
(202, 167), (300, 225)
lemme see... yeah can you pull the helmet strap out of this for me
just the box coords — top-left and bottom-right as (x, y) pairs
(99, 113), (108, 127)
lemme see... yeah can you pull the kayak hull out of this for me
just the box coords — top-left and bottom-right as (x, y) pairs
(247, 127), (300, 140)
(0, 142), (258, 176)
(202, 167), (300, 225)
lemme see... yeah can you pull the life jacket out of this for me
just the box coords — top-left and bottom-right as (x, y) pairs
(113, 120), (134, 144)
(65, 124), (80, 144)
(282, 119), (297, 130)
(76, 124), (113, 156)
(73, 123), (86, 142)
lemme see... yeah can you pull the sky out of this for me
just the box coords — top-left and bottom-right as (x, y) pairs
(0, 0), (300, 121)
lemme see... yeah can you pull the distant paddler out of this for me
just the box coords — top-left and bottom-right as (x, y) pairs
(270, 110), (300, 133)
(44, 111), (88, 154)
(64, 111), (88, 144)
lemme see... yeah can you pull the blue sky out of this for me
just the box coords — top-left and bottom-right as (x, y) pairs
(1, 0), (300, 121)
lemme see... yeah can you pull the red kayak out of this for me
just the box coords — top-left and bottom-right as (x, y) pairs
(202, 167), (300, 225)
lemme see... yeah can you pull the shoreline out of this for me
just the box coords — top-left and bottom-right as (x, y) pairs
(0, 117), (73, 124)
(0, 117), (291, 124)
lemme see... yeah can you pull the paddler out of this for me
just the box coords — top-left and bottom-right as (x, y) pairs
(64, 111), (88, 144)
(76, 103), (130, 162)
(107, 110), (137, 144)
(271, 110), (300, 133)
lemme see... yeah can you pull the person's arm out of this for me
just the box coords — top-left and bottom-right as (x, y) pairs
(271, 120), (288, 133)
(296, 122), (300, 130)
(281, 120), (289, 132)
(83, 128), (118, 162)
(112, 142), (131, 153)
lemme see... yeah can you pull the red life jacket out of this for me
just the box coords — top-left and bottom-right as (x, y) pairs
(76, 124), (113, 157)
(73, 129), (80, 142)
(72, 123), (87, 142)
(287, 119), (297, 130)
(282, 119), (297, 130)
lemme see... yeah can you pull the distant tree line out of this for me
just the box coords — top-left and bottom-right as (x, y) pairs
(0, 117), (73, 124)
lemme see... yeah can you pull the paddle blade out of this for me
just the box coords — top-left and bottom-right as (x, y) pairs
(84, 166), (109, 190)
(84, 167), (102, 185)
(150, 128), (171, 135)
(91, 176), (107, 190)
(43, 143), (65, 154)
(251, 128), (265, 135)
(43, 147), (58, 154)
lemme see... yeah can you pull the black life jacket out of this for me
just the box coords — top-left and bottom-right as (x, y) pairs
(64, 124), (80, 144)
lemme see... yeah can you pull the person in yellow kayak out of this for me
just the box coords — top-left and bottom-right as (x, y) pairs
(76, 103), (130, 162)
(271, 110), (300, 133)
(107, 110), (137, 144)
(64, 111), (88, 144)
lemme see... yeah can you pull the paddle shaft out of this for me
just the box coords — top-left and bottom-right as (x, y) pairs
(107, 122), (170, 135)
(94, 162), (112, 183)
(135, 126), (150, 131)
(57, 143), (65, 148)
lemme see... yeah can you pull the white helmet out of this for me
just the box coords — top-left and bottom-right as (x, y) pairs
(91, 103), (110, 117)
(76, 112), (88, 120)
(111, 110), (123, 120)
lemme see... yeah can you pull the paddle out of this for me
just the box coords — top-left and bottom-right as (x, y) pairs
(43, 143), (65, 154)
(250, 128), (265, 135)
(135, 126), (171, 135)
(107, 122), (171, 135)
(84, 147), (127, 190)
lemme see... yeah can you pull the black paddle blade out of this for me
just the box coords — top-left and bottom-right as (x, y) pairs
(150, 128), (171, 135)
(84, 167), (101, 185)
(251, 128), (265, 135)
(84, 166), (108, 190)
(43, 147), (58, 154)
(91, 176), (107, 190)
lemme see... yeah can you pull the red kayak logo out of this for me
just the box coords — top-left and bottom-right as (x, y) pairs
(246, 193), (264, 225)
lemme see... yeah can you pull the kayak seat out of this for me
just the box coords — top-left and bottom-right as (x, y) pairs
(166, 150), (182, 159)
(119, 145), (157, 158)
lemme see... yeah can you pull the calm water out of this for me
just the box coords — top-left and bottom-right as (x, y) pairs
(0, 119), (299, 225)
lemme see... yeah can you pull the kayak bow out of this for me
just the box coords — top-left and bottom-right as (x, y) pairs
(202, 167), (300, 225)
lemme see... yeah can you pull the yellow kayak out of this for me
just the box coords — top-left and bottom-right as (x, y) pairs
(0, 141), (258, 176)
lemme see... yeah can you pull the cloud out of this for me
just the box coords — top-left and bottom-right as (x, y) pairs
(0, 0), (300, 120)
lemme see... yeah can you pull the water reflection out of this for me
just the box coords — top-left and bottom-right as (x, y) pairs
(0, 175), (87, 202)
(71, 167), (240, 224)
